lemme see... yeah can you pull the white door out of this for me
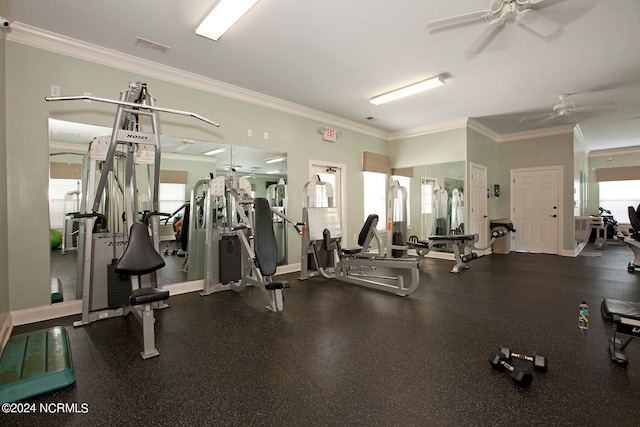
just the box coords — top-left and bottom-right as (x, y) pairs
(512, 166), (561, 254)
(310, 160), (346, 243)
(469, 163), (488, 249)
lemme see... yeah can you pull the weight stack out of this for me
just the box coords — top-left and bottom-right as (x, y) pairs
(392, 231), (407, 258)
(219, 235), (242, 284)
(107, 260), (132, 309)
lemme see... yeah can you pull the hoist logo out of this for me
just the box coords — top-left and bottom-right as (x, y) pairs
(125, 134), (149, 141)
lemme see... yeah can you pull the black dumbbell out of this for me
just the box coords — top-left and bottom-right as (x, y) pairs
(461, 252), (478, 263)
(489, 353), (533, 388)
(499, 347), (547, 373)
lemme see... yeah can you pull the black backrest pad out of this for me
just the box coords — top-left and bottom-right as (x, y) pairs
(114, 222), (166, 275)
(254, 198), (278, 277)
(358, 214), (379, 247)
(629, 205), (640, 233)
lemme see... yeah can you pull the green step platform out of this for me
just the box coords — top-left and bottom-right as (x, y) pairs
(0, 326), (75, 403)
(51, 278), (64, 304)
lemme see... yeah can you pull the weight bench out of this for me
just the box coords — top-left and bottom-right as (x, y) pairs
(114, 222), (170, 359)
(601, 298), (640, 365)
(428, 234), (478, 273)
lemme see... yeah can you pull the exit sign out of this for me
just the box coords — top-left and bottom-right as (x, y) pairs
(322, 127), (338, 142)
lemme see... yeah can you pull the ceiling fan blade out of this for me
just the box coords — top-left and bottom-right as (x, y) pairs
(572, 102), (616, 113)
(534, 114), (561, 127)
(427, 10), (490, 30)
(465, 18), (505, 54)
(174, 144), (189, 153)
(519, 112), (554, 123)
(516, 9), (560, 37)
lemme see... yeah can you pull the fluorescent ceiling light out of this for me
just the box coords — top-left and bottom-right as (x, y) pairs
(203, 147), (226, 156)
(266, 169), (281, 174)
(265, 156), (286, 164)
(370, 76), (444, 105)
(196, 0), (260, 42)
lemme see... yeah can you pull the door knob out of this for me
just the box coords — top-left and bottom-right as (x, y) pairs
(550, 214), (557, 218)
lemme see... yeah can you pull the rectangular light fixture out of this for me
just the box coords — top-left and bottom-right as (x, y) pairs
(266, 169), (281, 174)
(370, 76), (444, 105)
(196, 0), (260, 42)
(203, 147), (226, 156)
(265, 156), (286, 164)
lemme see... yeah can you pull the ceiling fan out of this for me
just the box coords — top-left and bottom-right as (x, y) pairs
(519, 95), (615, 127)
(427, 0), (561, 54)
(174, 139), (194, 153)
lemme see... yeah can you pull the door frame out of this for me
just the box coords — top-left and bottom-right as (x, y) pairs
(510, 165), (563, 255)
(309, 159), (347, 244)
(469, 162), (489, 252)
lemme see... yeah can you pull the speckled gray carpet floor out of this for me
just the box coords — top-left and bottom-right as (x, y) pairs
(4, 242), (640, 426)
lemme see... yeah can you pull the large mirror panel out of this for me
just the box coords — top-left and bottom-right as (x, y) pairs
(48, 119), (288, 303)
(398, 161), (465, 251)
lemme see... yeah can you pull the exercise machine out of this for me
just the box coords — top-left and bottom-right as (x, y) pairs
(408, 225), (512, 273)
(299, 177), (427, 296)
(622, 204), (640, 272)
(602, 298), (640, 365)
(201, 171), (301, 312)
(59, 182), (81, 254)
(266, 179), (288, 265)
(46, 82), (219, 357)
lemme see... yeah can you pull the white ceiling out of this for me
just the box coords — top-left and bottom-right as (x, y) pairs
(5, 0), (640, 152)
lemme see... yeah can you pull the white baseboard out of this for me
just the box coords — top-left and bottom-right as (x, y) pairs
(11, 300), (82, 326)
(9, 263), (305, 327)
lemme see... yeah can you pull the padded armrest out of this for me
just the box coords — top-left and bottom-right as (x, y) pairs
(342, 248), (363, 255)
(130, 287), (170, 305)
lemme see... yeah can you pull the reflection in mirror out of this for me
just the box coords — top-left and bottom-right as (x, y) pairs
(399, 161), (465, 252)
(48, 119), (288, 303)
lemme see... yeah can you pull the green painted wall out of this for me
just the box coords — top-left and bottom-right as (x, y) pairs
(496, 132), (575, 251)
(4, 41), (387, 311)
(388, 127), (467, 168)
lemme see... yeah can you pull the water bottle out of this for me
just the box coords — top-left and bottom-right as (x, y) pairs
(579, 301), (589, 330)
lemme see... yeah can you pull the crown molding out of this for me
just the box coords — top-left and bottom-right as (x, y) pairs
(588, 145), (640, 157)
(467, 118), (575, 142)
(7, 22), (387, 140)
(387, 118), (468, 141)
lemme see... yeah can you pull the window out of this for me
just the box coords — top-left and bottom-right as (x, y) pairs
(363, 171), (387, 229)
(421, 178), (435, 215)
(159, 183), (187, 215)
(598, 180), (640, 223)
(49, 179), (82, 229)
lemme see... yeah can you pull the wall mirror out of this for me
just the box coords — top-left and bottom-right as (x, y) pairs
(398, 161), (466, 252)
(48, 119), (287, 303)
